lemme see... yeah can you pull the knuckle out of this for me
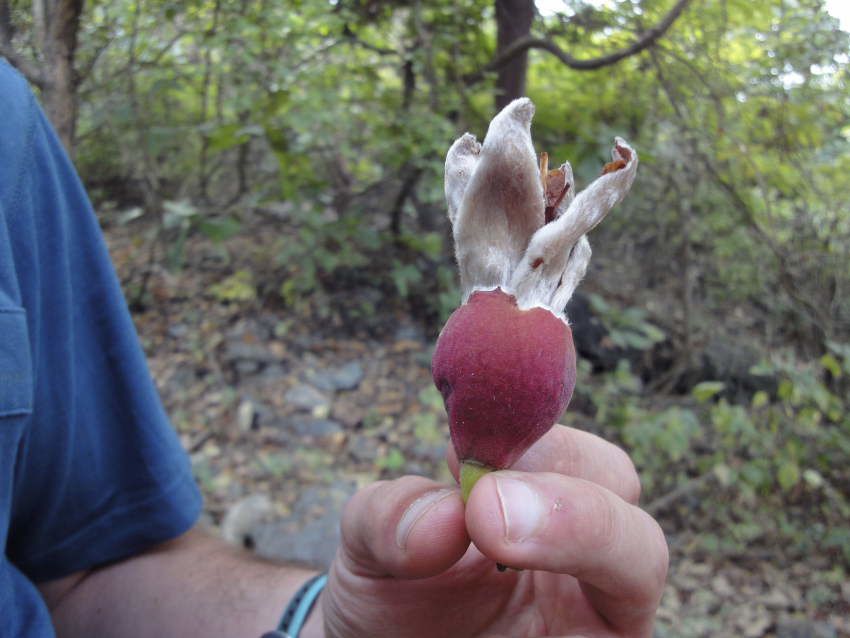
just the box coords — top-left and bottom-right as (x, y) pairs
(576, 486), (620, 555)
(394, 475), (433, 493)
(339, 481), (393, 557)
(560, 427), (585, 475)
(340, 478), (423, 576)
(342, 480), (386, 521)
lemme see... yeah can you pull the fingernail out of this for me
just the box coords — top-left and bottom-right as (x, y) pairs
(396, 488), (455, 549)
(495, 475), (547, 542)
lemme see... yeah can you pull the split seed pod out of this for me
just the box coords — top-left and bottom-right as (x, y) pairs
(431, 98), (638, 499)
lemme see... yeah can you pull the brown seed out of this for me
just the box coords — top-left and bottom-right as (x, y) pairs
(602, 159), (627, 175)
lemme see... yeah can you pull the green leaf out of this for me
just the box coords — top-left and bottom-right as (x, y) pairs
(777, 461), (800, 491)
(820, 353), (842, 378)
(713, 463), (735, 486)
(208, 270), (256, 302)
(749, 361), (776, 376)
(412, 412), (442, 444)
(641, 323), (666, 344)
(692, 381), (725, 403)
(116, 207), (144, 225)
(391, 262), (422, 298)
(741, 461), (769, 489)
(377, 448), (406, 472)
(402, 231), (443, 258)
(199, 216), (242, 242)
(418, 385), (444, 410)
(803, 469), (824, 488)
(162, 199), (198, 230)
(752, 391), (769, 409)
(826, 341), (850, 373)
(206, 123), (249, 154)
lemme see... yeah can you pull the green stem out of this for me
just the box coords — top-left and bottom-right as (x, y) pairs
(460, 460), (494, 502)
(460, 460), (522, 573)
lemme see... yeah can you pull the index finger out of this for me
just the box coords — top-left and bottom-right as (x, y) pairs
(448, 424), (642, 504)
(466, 470), (668, 634)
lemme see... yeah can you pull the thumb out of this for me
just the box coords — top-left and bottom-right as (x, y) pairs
(338, 476), (469, 579)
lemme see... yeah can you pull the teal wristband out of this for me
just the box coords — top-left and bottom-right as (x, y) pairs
(276, 573), (327, 637)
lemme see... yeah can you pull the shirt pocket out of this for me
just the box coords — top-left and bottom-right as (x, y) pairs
(0, 307), (33, 418)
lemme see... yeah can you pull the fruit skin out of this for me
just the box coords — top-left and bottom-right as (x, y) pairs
(432, 288), (576, 470)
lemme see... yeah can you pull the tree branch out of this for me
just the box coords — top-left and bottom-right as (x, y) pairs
(645, 472), (715, 516)
(647, 47), (831, 345)
(0, 42), (48, 87)
(466, 0), (692, 84)
(76, 36), (113, 84)
(341, 24), (396, 56)
(0, 1), (47, 87)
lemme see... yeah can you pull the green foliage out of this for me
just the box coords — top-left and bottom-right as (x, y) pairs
(588, 294), (666, 351)
(691, 381), (725, 403)
(411, 412), (443, 445)
(417, 385), (445, 411)
(57, 0), (849, 344)
(276, 205), (380, 310)
(377, 447), (406, 472)
(411, 386), (449, 444)
(208, 270), (256, 303)
(199, 216), (242, 243)
(586, 360), (643, 429)
(161, 199), (200, 270)
(157, 199), (241, 270)
(587, 341), (850, 564)
(390, 261), (422, 299)
(269, 198), (458, 322)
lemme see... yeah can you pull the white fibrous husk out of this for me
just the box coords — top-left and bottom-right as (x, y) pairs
(444, 98), (638, 320)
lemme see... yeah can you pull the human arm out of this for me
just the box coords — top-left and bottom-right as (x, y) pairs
(38, 528), (324, 638)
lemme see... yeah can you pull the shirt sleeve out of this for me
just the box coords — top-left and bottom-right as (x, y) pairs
(1, 61), (202, 583)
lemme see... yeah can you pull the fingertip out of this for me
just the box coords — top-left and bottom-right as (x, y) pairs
(401, 488), (470, 577)
(340, 477), (469, 580)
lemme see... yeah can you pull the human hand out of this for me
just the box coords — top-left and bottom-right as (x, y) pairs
(321, 425), (668, 638)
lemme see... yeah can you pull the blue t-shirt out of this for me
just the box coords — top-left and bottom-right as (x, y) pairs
(0, 60), (202, 635)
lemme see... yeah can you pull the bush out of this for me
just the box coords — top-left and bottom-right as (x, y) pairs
(577, 340), (850, 565)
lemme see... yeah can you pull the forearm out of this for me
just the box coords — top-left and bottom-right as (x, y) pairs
(41, 528), (325, 638)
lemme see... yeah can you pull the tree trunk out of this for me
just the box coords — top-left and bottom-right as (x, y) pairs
(494, 0), (534, 110)
(0, 2), (13, 43)
(40, 0), (83, 153)
(198, 0), (222, 202)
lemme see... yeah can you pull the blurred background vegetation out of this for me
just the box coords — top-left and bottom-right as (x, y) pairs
(2, 0), (849, 632)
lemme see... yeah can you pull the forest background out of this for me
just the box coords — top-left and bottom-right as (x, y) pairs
(2, 0), (849, 635)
